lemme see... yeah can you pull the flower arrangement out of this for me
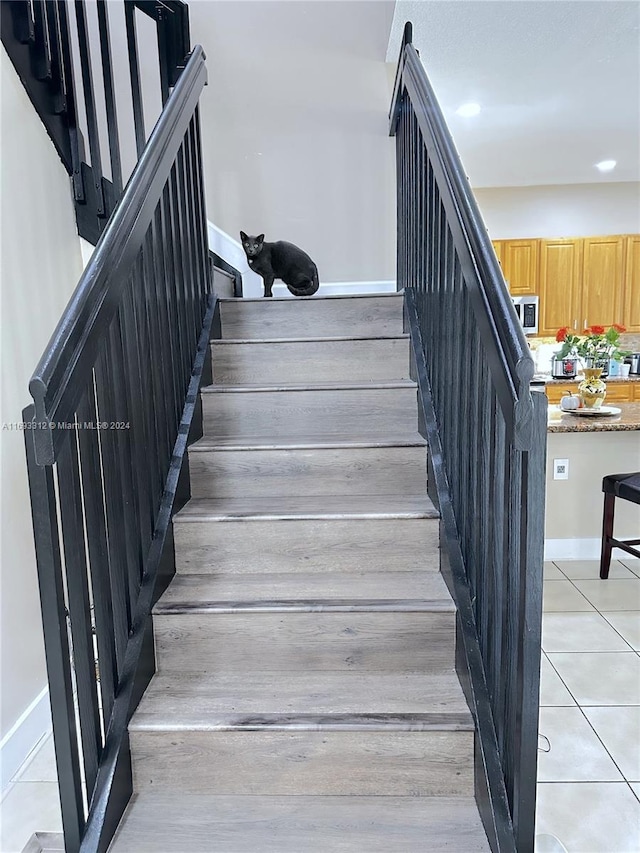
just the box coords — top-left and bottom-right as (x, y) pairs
(555, 324), (630, 364)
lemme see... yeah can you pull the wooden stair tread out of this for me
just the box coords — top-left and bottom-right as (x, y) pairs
(174, 494), (439, 522)
(190, 432), (427, 450)
(110, 793), (490, 852)
(129, 671), (473, 731)
(201, 379), (417, 393)
(154, 571), (452, 614)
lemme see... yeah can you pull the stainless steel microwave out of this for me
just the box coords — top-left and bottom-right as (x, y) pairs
(511, 296), (538, 335)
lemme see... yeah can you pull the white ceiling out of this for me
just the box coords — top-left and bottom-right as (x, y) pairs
(387, 0), (640, 188)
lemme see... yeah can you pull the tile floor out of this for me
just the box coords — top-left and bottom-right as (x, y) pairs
(536, 557), (640, 853)
(2, 559), (639, 852)
(0, 735), (61, 853)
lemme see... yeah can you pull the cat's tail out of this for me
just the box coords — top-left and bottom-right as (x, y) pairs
(289, 270), (319, 297)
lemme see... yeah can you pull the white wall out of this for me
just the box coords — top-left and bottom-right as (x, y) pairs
(191, 0), (397, 284)
(0, 48), (84, 782)
(545, 430), (640, 559)
(475, 182), (640, 239)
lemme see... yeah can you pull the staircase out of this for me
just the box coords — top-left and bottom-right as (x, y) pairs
(109, 293), (490, 851)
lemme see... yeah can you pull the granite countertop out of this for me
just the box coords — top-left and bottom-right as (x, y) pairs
(548, 402), (640, 433)
(539, 375), (640, 385)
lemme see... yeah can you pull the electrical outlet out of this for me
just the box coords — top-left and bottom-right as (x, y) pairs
(553, 458), (569, 480)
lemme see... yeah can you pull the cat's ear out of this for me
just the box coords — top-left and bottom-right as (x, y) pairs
(240, 231), (247, 242)
(257, 234), (265, 243)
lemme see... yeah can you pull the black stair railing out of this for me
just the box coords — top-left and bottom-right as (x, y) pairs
(391, 23), (547, 853)
(1, 0), (190, 244)
(23, 45), (213, 853)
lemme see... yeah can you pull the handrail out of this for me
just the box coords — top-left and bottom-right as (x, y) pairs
(30, 45), (207, 465)
(390, 26), (535, 450)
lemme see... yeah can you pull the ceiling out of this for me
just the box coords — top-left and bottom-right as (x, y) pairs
(387, 0), (640, 188)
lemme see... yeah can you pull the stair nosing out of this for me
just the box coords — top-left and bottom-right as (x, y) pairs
(189, 436), (427, 451)
(211, 334), (409, 345)
(153, 598), (455, 615)
(129, 711), (473, 733)
(200, 379), (417, 394)
(174, 509), (439, 523)
(219, 292), (404, 303)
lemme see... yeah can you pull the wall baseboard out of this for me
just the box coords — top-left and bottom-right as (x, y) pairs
(0, 686), (51, 793)
(272, 281), (396, 297)
(544, 538), (602, 560)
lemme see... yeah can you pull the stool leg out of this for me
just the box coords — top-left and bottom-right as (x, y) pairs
(599, 493), (615, 579)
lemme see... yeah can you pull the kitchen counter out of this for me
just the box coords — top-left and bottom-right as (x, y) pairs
(541, 375), (640, 386)
(548, 402), (640, 433)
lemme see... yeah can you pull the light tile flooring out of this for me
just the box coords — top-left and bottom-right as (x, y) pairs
(2, 559), (639, 852)
(1, 735), (61, 853)
(536, 557), (640, 853)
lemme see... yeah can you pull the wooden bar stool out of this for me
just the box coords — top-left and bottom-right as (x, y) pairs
(599, 472), (640, 579)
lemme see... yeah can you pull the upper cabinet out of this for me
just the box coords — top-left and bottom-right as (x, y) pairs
(538, 239), (583, 337)
(624, 235), (640, 332)
(580, 236), (624, 329)
(493, 239), (539, 295)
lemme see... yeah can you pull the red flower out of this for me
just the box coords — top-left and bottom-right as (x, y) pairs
(613, 323), (626, 333)
(556, 327), (569, 342)
(590, 325), (605, 335)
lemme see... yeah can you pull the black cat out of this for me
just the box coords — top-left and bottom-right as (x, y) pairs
(240, 232), (319, 297)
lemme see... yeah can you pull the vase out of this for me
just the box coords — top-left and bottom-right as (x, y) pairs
(578, 367), (607, 409)
(583, 357), (609, 377)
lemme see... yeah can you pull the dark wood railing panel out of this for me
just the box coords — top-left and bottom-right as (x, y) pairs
(392, 22), (545, 852)
(23, 45), (214, 852)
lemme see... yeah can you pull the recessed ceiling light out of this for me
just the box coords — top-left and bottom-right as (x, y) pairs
(456, 102), (481, 118)
(595, 159), (616, 172)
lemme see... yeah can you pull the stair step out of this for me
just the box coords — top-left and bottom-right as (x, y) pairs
(201, 381), (418, 438)
(188, 431), (426, 449)
(174, 494), (438, 522)
(153, 609), (455, 673)
(188, 442), (426, 499)
(130, 670), (471, 729)
(210, 336), (410, 384)
(112, 793), (489, 852)
(174, 514), (440, 575)
(219, 292), (404, 340)
(154, 571), (450, 613)
(129, 728), (474, 796)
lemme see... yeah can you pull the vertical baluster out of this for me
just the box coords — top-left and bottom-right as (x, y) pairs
(488, 400), (507, 744)
(74, 0), (105, 214)
(31, 1), (51, 80)
(158, 183), (186, 426)
(44, 1), (64, 112)
(176, 142), (198, 349)
(55, 0), (84, 201)
(24, 419), (84, 850)
(156, 186), (182, 426)
(56, 423), (102, 798)
(96, 0), (122, 196)
(118, 278), (155, 563)
(140, 232), (171, 493)
(189, 112), (211, 312)
(124, 1), (145, 156)
(93, 343), (133, 668)
(183, 124), (205, 324)
(167, 162), (193, 387)
(76, 389), (117, 728)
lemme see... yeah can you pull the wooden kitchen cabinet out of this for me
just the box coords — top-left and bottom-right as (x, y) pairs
(545, 381), (636, 404)
(499, 239), (540, 295)
(538, 239), (583, 336)
(624, 235), (640, 332)
(580, 236), (625, 328)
